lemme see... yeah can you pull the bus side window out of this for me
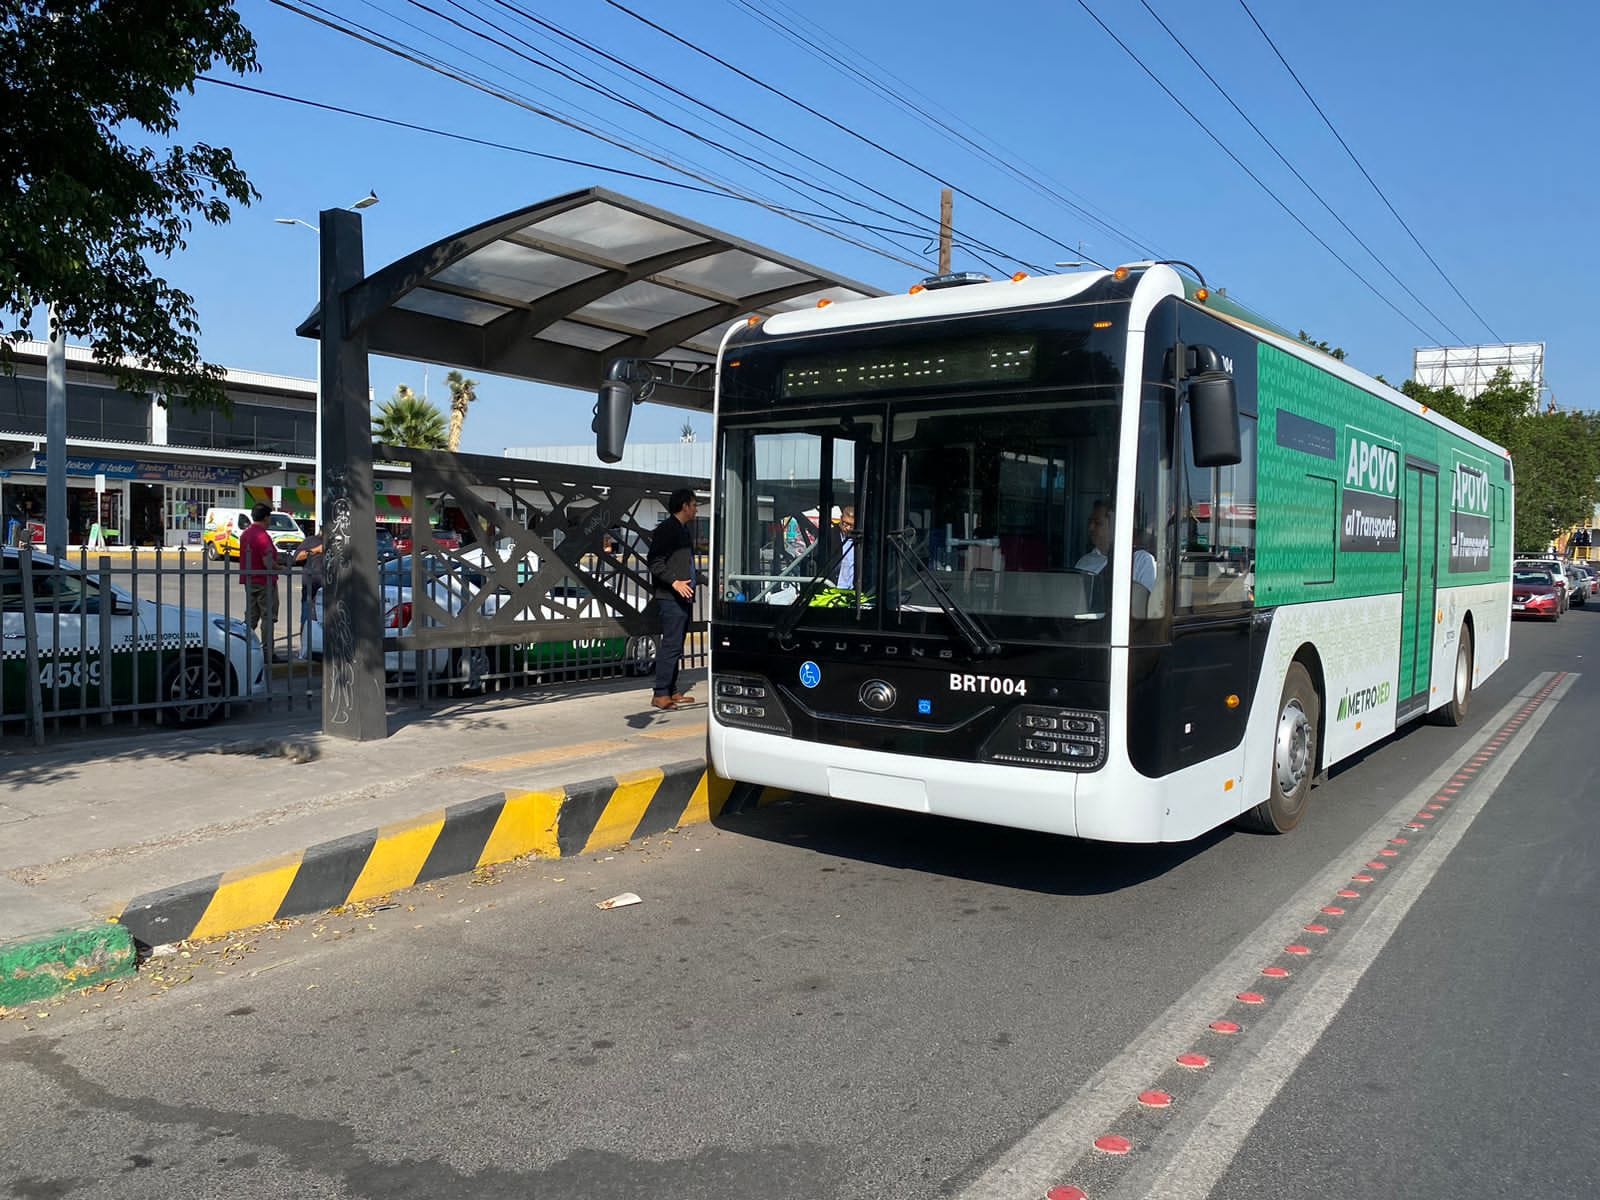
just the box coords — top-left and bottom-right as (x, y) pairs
(1177, 412), (1257, 613)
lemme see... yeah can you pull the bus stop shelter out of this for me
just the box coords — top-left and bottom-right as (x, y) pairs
(297, 186), (884, 740)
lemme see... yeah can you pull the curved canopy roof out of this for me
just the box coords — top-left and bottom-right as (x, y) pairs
(297, 186), (886, 410)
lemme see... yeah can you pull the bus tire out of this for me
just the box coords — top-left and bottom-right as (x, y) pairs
(1240, 662), (1318, 834)
(1428, 625), (1473, 727)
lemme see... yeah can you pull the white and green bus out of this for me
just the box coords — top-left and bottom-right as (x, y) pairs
(686, 263), (1510, 841)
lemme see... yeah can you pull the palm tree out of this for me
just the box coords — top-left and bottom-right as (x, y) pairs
(372, 385), (448, 449)
(445, 369), (478, 451)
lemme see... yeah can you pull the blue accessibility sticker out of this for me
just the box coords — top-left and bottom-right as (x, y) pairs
(798, 660), (822, 689)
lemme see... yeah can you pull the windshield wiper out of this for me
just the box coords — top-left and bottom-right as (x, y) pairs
(770, 536), (855, 643)
(885, 529), (1000, 658)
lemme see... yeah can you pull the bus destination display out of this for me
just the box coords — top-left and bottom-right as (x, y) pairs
(780, 336), (1037, 399)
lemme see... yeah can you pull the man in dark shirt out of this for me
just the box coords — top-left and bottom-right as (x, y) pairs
(239, 502), (282, 661)
(646, 488), (699, 710)
(292, 524), (326, 660)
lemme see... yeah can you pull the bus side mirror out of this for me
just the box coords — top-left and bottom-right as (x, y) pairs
(1186, 356), (1241, 467)
(593, 377), (635, 464)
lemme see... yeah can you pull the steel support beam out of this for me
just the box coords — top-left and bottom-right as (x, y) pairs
(318, 208), (388, 740)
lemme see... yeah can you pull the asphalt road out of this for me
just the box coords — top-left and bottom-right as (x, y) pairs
(2, 609), (1595, 1199)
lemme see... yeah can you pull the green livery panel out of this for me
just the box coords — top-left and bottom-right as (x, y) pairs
(1254, 344), (1510, 606)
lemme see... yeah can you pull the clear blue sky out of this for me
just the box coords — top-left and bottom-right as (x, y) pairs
(160, 0), (1598, 454)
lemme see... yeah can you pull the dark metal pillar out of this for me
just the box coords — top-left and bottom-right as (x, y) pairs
(318, 208), (388, 740)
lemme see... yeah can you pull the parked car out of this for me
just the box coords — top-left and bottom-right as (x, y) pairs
(202, 507), (305, 561)
(374, 526), (397, 562)
(392, 523), (461, 555)
(1514, 559), (1571, 613)
(1, 548), (268, 721)
(1511, 566), (1564, 621)
(1567, 562), (1594, 603)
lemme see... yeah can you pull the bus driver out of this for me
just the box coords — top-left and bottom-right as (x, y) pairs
(1075, 500), (1157, 594)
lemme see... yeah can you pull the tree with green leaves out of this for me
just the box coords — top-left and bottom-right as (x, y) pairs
(372, 385), (448, 449)
(1296, 330), (1346, 361)
(2, 1), (259, 409)
(444, 369), (477, 452)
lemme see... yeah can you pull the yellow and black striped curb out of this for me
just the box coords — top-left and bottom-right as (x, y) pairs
(118, 759), (771, 948)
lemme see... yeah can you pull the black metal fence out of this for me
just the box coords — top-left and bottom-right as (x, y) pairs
(0, 542), (706, 744)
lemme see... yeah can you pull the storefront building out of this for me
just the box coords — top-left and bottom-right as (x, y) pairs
(0, 340), (318, 546)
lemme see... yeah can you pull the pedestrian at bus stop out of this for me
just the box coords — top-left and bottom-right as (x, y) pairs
(239, 502), (283, 662)
(292, 523), (326, 660)
(646, 488), (700, 710)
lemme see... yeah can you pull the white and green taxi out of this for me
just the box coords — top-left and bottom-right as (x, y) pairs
(2, 548), (269, 723)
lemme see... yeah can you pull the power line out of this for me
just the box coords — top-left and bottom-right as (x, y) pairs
(728, 0), (1166, 261)
(602, 0), (1113, 269)
(1236, 0), (1505, 344)
(267, 0), (940, 272)
(465, 0), (1036, 272)
(200, 76), (970, 250)
(1073, 0), (1442, 343)
(1137, 0), (1467, 343)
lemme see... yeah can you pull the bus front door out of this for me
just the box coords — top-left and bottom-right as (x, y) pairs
(1397, 462), (1438, 721)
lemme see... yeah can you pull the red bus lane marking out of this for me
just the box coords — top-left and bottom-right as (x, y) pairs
(954, 673), (1571, 1200)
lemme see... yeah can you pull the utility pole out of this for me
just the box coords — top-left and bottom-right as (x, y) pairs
(938, 188), (953, 276)
(45, 307), (67, 559)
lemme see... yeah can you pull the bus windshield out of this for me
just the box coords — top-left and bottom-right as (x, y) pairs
(716, 386), (1125, 644)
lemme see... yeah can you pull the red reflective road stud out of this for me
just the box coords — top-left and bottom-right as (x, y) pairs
(1416, 812), (1436, 820)
(1285, 944), (1311, 955)
(1304, 923), (1331, 934)
(1094, 1135), (1133, 1155)
(1176, 1053), (1211, 1069)
(1139, 1090), (1174, 1108)
(1321, 906), (1346, 915)
(1352, 874), (1374, 883)
(1380, 849), (1400, 857)
(1429, 803), (1447, 811)
(1391, 837), (1409, 844)
(1047, 1188), (1089, 1200)
(1262, 966), (1290, 979)
(1210, 1020), (1242, 1034)
(1337, 889), (1361, 898)
(1367, 862), (1388, 870)
(1406, 822), (1426, 830)
(1238, 992), (1266, 1004)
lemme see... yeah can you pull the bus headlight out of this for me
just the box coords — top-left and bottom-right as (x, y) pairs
(981, 706), (1106, 771)
(714, 673), (792, 735)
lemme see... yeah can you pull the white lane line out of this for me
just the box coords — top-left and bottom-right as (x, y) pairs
(1131, 670), (1575, 1200)
(955, 670), (1561, 1200)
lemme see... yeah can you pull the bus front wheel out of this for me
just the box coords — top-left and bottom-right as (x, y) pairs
(1241, 663), (1319, 834)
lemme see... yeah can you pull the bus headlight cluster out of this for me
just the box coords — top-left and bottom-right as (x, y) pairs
(714, 674), (792, 735)
(982, 706), (1106, 771)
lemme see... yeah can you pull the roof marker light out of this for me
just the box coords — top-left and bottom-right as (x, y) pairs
(1092, 320), (1113, 330)
(1113, 266), (1130, 281)
(816, 298), (833, 308)
(1011, 271), (1029, 283)
(746, 315), (763, 327)
(1195, 287), (1211, 302)
(909, 284), (927, 295)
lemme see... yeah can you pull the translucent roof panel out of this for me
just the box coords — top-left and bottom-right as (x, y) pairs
(300, 187), (887, 411)
(432, 242), (602, 304)
(529, 201), (709, 262)
(393, 288), (514, 326)
(569, 280), (720, 331)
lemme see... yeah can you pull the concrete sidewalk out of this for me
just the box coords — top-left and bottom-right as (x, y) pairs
(0, 670), (709, 971)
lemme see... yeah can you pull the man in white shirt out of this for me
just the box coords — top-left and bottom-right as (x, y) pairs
(1075, 501), (1156, 593)
(834, 505), (857, 588)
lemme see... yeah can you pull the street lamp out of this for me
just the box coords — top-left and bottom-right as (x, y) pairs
(275, 193), (379, 528)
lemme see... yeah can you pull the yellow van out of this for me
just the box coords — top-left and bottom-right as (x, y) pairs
(202, 507), (305, 561)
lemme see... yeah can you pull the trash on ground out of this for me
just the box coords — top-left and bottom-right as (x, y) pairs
(596, 892), (642, 911)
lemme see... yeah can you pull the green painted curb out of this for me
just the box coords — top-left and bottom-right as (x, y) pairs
(0, 924), (136, 1008)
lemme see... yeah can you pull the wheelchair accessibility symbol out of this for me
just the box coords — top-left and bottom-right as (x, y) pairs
(799, 661), (822, 689)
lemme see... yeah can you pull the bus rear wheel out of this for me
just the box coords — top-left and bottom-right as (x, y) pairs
(1240, 663), (1318, 834)
(1428, 625), (1473, 727)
